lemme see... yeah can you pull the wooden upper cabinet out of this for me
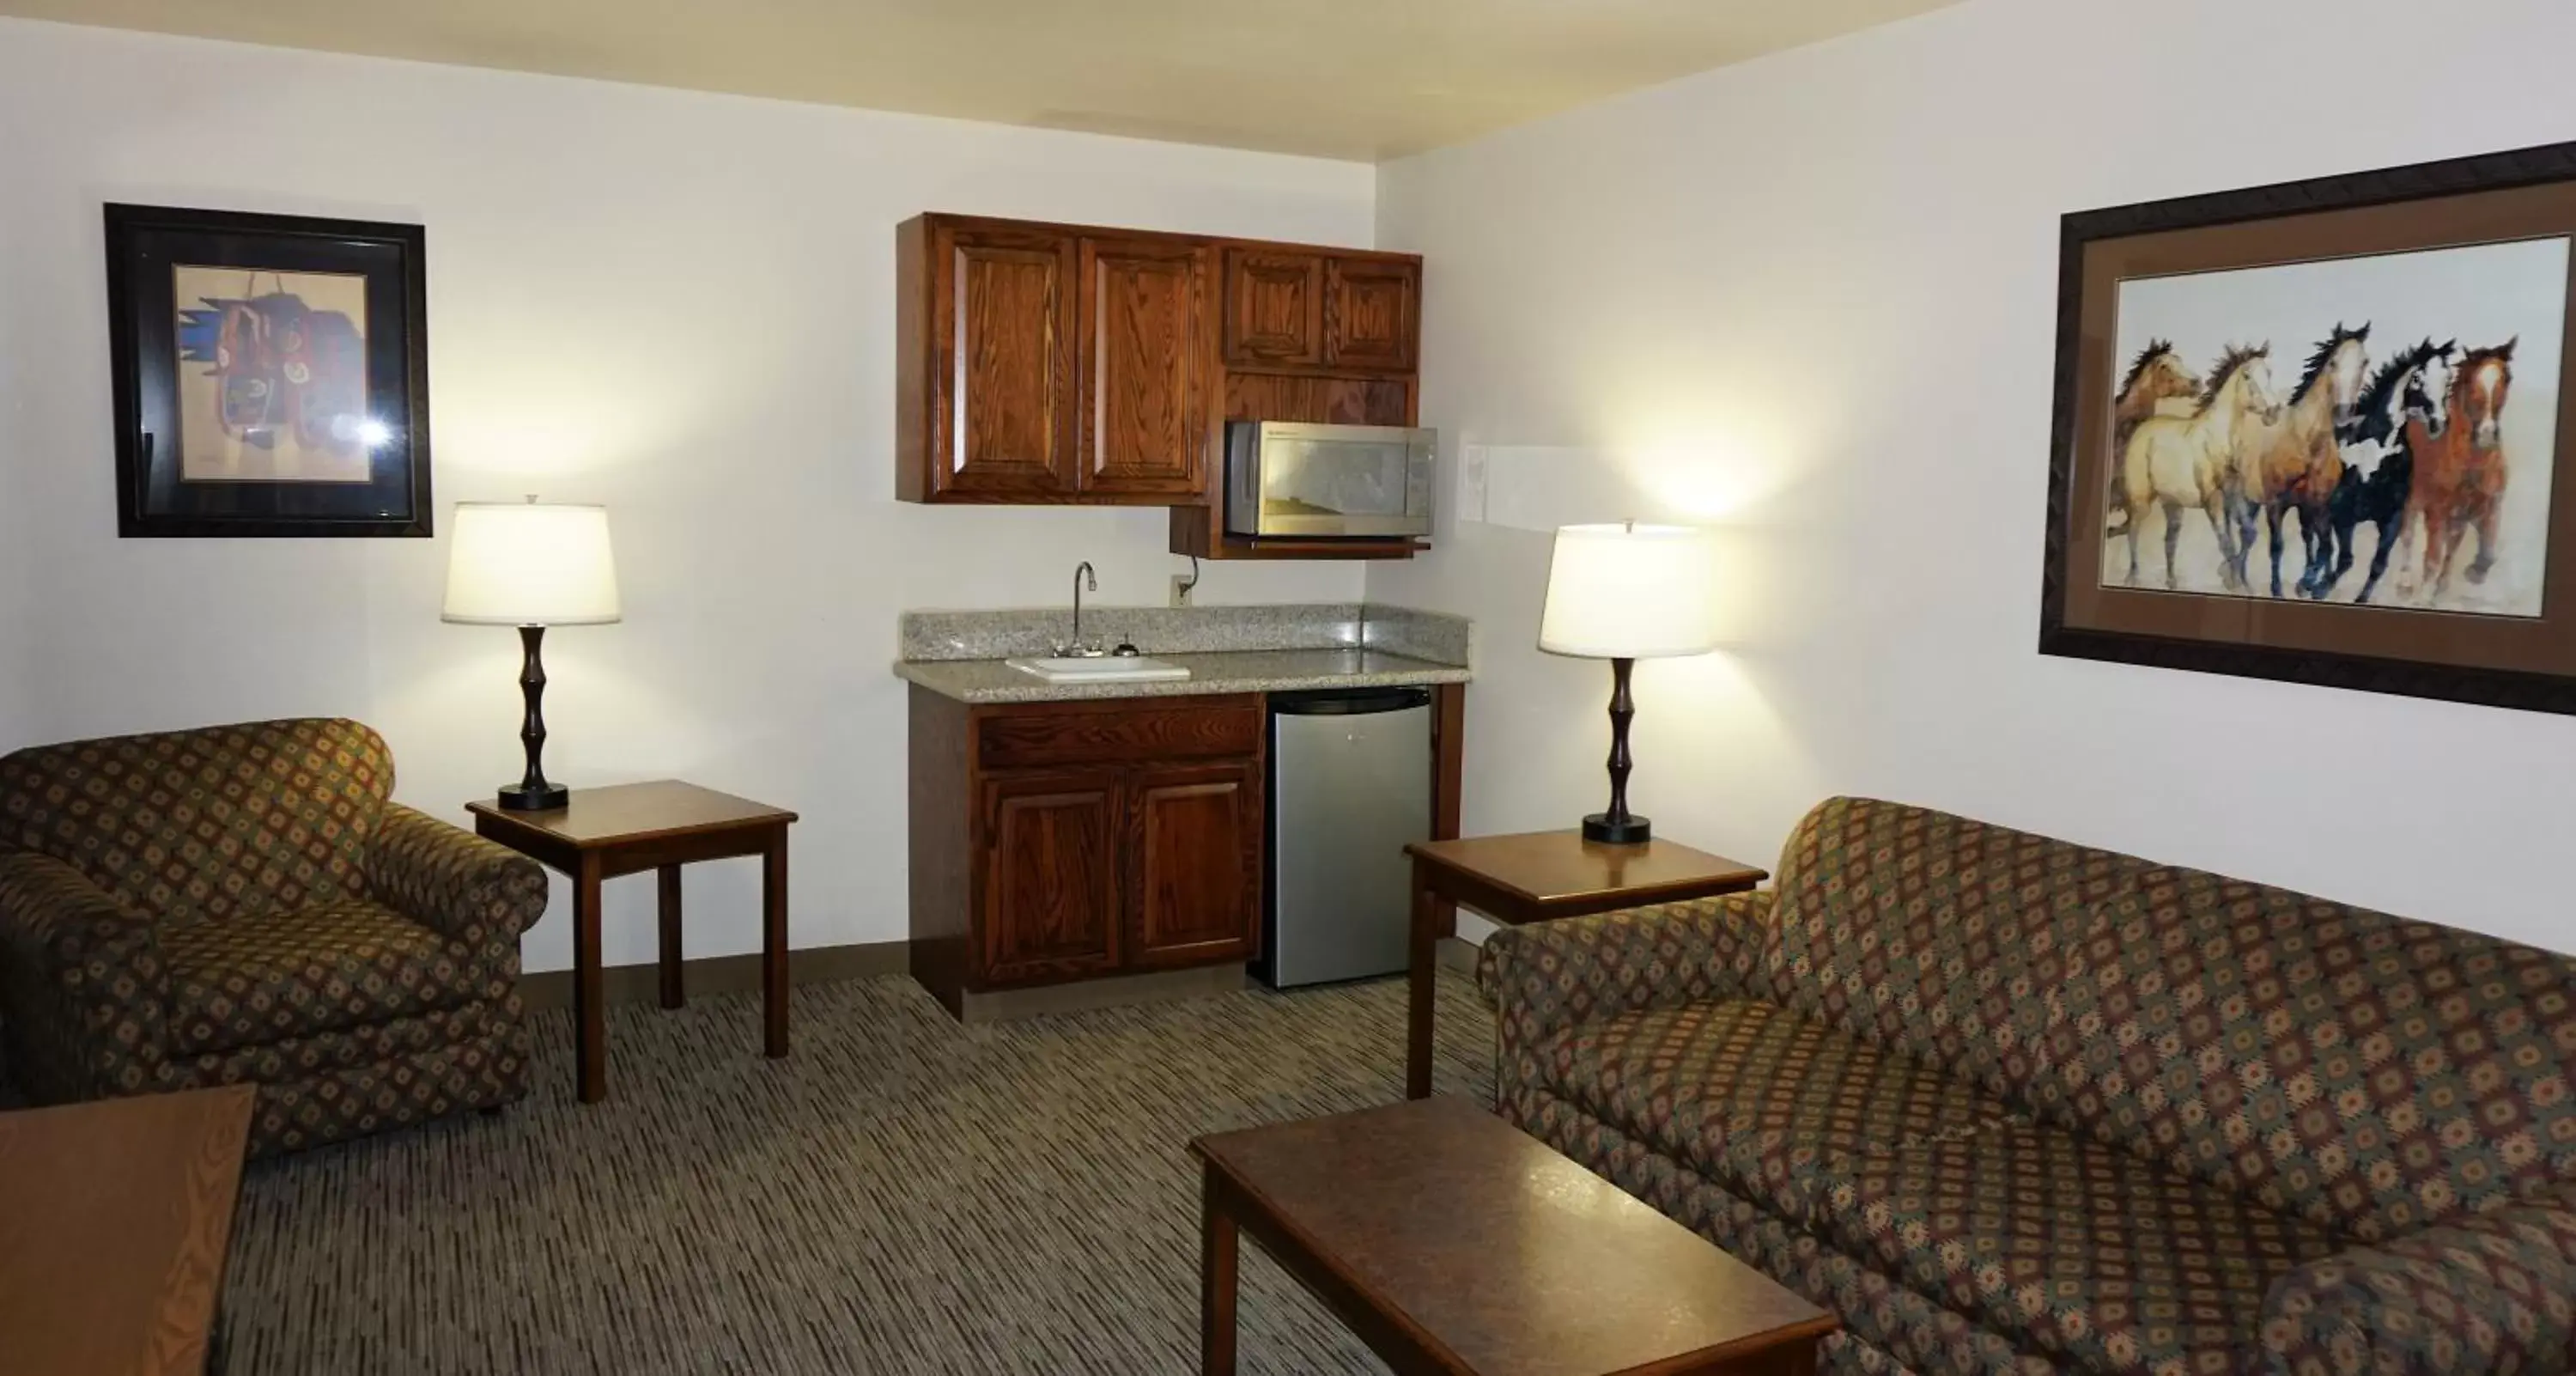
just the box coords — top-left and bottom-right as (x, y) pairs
(1080, 237), (1213, 499)
(899, 213), (1423, 534)
(1223, 249), (1326, 368)
(1127, 761), (1261, 969)
(1326, 257), (1419, 372)
(980, 771), (1121, 983)
(908, 219), (1079, 500)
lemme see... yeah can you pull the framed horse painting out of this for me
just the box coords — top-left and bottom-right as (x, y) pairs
(104, 204), (432, 538)
(2042, 139), (2576, 715)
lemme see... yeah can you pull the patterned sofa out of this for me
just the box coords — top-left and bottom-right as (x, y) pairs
(0, 718), (549, 1155)
(1481, 797), (2576, 1376)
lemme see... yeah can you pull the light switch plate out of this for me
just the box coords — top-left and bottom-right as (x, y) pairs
(1457, 444), (1491, 524)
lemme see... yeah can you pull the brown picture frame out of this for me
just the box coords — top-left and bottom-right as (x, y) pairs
(2042, 140), (2576, 716)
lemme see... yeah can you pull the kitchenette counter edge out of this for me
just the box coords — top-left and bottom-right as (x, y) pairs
(894, 603), (1473, 705)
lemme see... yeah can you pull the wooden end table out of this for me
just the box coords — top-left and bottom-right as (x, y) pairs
(1193, 1095), (1835, 1376)
(1402, 831), (1765, 1099)
(0, 1086), (255, 1376)
(470, 779), (799, 1104)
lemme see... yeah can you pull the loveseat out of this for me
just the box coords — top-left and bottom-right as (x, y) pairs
(1480, 797), (2576, 1376)
(0, 718), (549, 1154)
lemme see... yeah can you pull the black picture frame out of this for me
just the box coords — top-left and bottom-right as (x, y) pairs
(2040, 139), (2576, 716)
(104, 204), (432, 538)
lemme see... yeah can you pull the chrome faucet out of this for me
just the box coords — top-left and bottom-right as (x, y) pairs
(1057, 561), (1103, 657)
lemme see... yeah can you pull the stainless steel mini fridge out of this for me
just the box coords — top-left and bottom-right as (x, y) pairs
(1254, 686), (1433, 989)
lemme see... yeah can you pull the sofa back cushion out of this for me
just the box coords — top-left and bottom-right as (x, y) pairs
(2032, 875), (2576, 1241)
(1766, 796), (2576, 1241)
(0, 718), (392, 922)
(1766, 797), (2150, 1093)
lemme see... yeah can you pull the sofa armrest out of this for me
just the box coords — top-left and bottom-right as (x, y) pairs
(0, 848), (172, 1099)
(366, 804), (550, 952)
(1478, 891), (1775, 1047)
(2259, 1185), (2576, 1376)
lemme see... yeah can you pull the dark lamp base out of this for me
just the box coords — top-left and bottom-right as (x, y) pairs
(497, 782), (569, 812)
(1583, 813), (1653, 845)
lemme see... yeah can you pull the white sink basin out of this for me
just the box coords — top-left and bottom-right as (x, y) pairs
(1005, 655), (1192, 685)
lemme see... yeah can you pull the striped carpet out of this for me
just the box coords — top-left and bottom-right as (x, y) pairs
(218, 969), (1498, 1374)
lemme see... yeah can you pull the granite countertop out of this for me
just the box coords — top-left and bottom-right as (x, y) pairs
(896, 647), (1471, 704)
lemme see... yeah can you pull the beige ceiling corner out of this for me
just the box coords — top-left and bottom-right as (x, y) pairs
(0, 0), (1959, 161)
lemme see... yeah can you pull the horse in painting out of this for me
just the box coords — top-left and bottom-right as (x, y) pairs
(2230, 323), (2371, 598)
(2105, 340), (2202, 537)
(2119, 344), (2280, 590)
(2317, 338), (2452, 605)
(2403, 339), (2517, 599)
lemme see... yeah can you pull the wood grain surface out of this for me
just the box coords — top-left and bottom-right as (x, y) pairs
(0, 1087), (255, 1376)
(1194, 1097), (1833, 1376)
(1404, 832), (1765, 916)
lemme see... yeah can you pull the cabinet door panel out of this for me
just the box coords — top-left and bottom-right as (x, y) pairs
(1127, 761), (1261, 968)
(1223, 249), (1324, 368)
(934, 224), (1078, 497)
(980, 772), (1120, 983)
(1325, 258), (1419, 372)
(1082, 238), (1210, 497)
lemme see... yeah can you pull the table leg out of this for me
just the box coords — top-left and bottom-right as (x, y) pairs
(1200, 1164), (1238, 1376)
(575, 855), (607, 1104)
(658, 864), (685, 1010)
(762, 828), (790, 1059)
(1406, 859), (1437, 1100)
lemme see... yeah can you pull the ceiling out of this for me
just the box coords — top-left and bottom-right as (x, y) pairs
(0, 0), (1959, 161)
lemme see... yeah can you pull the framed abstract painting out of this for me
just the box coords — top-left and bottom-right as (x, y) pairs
(2041, 140), (2576, 715)
(104, 204), (432, 538)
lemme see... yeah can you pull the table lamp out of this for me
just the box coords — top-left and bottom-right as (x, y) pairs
(442, 497), (621, 811)
(1539, 521), (1718, 844)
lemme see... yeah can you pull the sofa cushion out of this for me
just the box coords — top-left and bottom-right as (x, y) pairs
(1765, 797), (2576, 1245)
(1807, 1121), (2347, 1376)
(1763, 798), (2150, 1099)
(0, 718), (392, 922)
(163, 901), (475, 1056)
(2022, 878), (2576, 1245)
(1537, 997), (2027, 1221)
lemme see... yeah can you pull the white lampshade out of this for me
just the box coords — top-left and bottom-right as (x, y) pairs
(1538, 522), (1717, 660)
(441, 501), (623, 626)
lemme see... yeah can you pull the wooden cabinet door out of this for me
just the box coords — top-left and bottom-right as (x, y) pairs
(1325, 258), (1419, 372)
(980, 771), (1121, 983)
(932, 222), (1079, 498)
(1080, 237), (1212, 498)
(1223, 249), (1324, 368)
(1126, 761), (1261, 968)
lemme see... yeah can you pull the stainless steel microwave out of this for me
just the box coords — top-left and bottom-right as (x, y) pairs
(1224, 422), (1437, 539)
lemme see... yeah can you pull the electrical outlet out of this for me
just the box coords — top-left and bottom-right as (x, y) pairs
(1170, 575), (1194, 607)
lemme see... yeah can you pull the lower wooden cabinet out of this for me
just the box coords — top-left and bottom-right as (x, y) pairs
(910, 689), (1265, 1017)
(1127, 761), (1260, 969)
(980, 771), (1122, 983)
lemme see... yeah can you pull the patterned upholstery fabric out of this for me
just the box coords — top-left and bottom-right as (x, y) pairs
(0, 718), (390, 922)
(1765, 798), (2576, 1242)
(1529, 997), (2027, 1217)
(1482, 796), (2576, 1376)
(1805, 1123), (2343, 1374)
(2260, 1184), (2576, 1376)
(0, 719), (546, 1155)
(163, 901), (472, 1056)
(2026, 880), (2576, 1243)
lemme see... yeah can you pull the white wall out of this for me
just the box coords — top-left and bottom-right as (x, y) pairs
(0, 18), (1376, 971)
(1370, 0), (2576, 952)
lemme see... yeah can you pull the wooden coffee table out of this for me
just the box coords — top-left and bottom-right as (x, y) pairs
(1193, 1096), (1832, 1376)
(1402, 832), (1765, 1098)
(0, 1086), (256, 1376)
(470, 779), (799, 1103)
